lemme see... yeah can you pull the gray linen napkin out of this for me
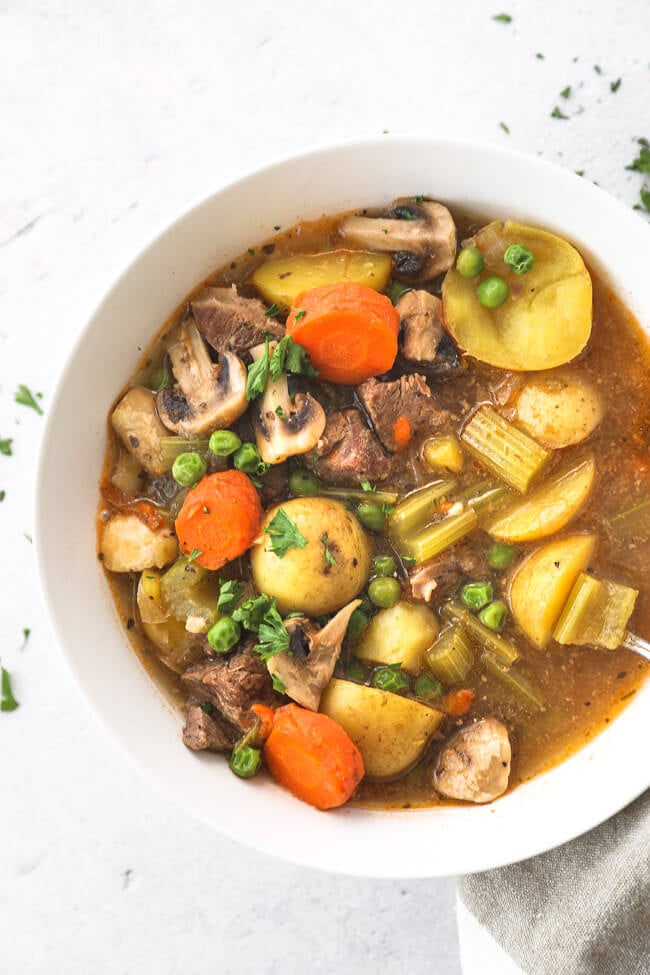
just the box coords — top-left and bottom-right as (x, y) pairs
(459, 790), (650, 975)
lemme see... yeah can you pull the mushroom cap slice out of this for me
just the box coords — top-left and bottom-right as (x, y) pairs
(111, 387), (171, 475)
(340, 198), (457, 282)
(434, 717), (511, 804)
(156, 320), (248, 438)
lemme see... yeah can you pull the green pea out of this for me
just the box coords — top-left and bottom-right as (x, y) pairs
(357, 502), (386, 533)
(209, 429), (242, 457)
(289, 468), (320, 497)
(373, 555), (397, 577)
(233, 442), (264, 474)
(503, 243), (535, 275)
(344, 654), (370, 682)
(477, 276), (510, 308)
(460, 580), (494, 612)
(346, 609), (370, 642)
(172, 451), (207, 487)
(414, 673), (443, 702)
(371, 665), (409, 693)
(368, 576), (401, 608)
(206, 617), (241, 654)
(479, 600), (508, 632)
(229, 745), (262, 778)
(456, 246), (485, 278)
(488, 542), (519, 570)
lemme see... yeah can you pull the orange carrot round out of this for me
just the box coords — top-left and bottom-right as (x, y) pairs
(392, 415), (413, 450)
(441, 688), (475, 716)
(286, 282), (399, 384)
(264, 703), (364, 810)
(250, 703), (276, 743)
(174, 470), (262, 571)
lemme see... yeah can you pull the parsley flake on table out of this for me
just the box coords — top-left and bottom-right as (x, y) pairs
(264, 508), (308, 558)
(560, 86), (571, 99)
(610, 78), (622, 93)
(536, 52), (545, 59)
(492, 13), (512, 23)
(1, 667), (19, 712)
(217, 579), (244, 615)
(0, 438), (14, 456)
(321, 533), (337, 568)
(499, 122), (510, 134)
(0, 490), (5, 501)
(626, 139), (650, 174)
(637, 186), (650, 214)
(551, 106), (569, 120)
(254, 600), (290, 660)
(21, 628), (31, 648)
(15, 384), (44, 415)
(594, 64), (602, 74)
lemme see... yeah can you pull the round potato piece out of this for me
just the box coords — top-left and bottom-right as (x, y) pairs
(252, 250), (392, 308)
(356, 601), (440, 674)
(250, 498), (372, 616)
(514, 371), (603, 447)
(320, 678), (443, 779)
(100, 514), (178, 573)
(442, 221), (592, 371)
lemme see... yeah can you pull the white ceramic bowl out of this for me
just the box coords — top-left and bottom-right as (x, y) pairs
(36, 137), (650, 878)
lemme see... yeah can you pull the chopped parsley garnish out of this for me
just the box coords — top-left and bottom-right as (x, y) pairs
(626, 139), (650, 174)
(264, 303), (283, 318)
(233, 594), (272, 632)
(294, 308), (307, 321)
(271, 673), (287, 694)
(492, 12), (512, 22)
(321, 533), (337, 568)
(575, 169), (585, 177)
(247, 248), (255, 256)
(200, 700), (214, 715)
(254, 600), (290, 660)
(275, 405), (286, 418)
(269, 335), (318, 380)
(414, 194), (425, 204)
(499, 122), (510, 134)
(15, 384), (43, 415)
(535, 52), (545, 59)
(637, 186), (650, 214)
(360, 479), (375, 493)
(0, 490), (4, 502)
(551, 106), (569, 120)
(0, 438), (14, 456)
(610, 78), (622, 93)
(246, 337), (270, 400)
(264, 508), (308, 558)
(217, 579), (244, 615)
(593, 64), (602, 74)
(560, 86), (571, 99)
(186, 548), (202, 563)
(1, 667), (19, 712)
(23, 533), (32, 544)
(21, 628), (30, 647)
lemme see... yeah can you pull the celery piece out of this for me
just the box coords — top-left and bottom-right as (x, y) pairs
(461, 406), (551, 493)
(442, 599), (520, 665)
(160, 437), (210, 464)
(554, 572), (638, 649)
(426, 625), (475, 683)
(459, 478), (513, 521)
(389, 478), (458, 541)
(610, 497), (650, 540)
(319, 486), (399, 507)
(405, 507), (478, 564)
(480, 652), (545, 710)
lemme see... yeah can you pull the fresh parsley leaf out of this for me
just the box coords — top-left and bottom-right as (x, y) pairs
(360, 479), (375, 493)
(535, 52), (545, 59)
(271, 673), (287, 694)
(186, 548), (202, 563)
(247, 247), (255, 257)
(560, 86), (571, 99)
(575, 169), (585, 177)
(593, 64), (602, 74)
(264, 303), (282, 318)
(217, 579), (244, 615)
(414, 194), (425, 204)
(551, 106), (569, 120)
(15, 384), (44, 415)
(499, 121), (510, 134)
(23, 533), (32, 544)
(275, 405), (286, 418)
(0, 438), (13, 456)
(492, 13), (512, 23)
(264, 508), (308, 558)
(269, 335), (319, 380)
(233, 594), (272, 632)
(254, 600), (290, 660)
(21, 628), (30, 647)
(626, 140), (650, 174)
(0, 490), (4, 501)
(1, 667), (19, 712)
(610, 78), (622, 93)
(246, 338), (270, 401)
(294, 308), (307, 321)
(639, 186), (650, 213)
(321, 533), (337, 568)
(200, 700), (214, 715)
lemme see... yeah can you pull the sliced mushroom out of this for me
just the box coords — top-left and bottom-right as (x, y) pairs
(340, 197), (457, 282)
(266, 599), (361, 710)
(250, 342), (326, 465)
(434, 717), (511, 804)
(156, 319), (247, 438)
(111, 387), (170, 475)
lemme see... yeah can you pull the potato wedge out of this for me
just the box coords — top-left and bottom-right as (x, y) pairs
(442, 221), (592, 370)
(320, 678), (442, 779)
(355, 601), (440, 674)
(252, 250), (392, 307)
(509, 534), (597, 648)
(514, 371), (603, 447)
(485, 453), (595, 543)
(100, 514), (178, 573)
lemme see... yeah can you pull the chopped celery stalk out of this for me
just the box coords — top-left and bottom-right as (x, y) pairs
(554, 572), (638, 649)
(389, 478), (457, 540)
(442, 600), (520, 665)
(405, 507), (478, 564)
(319, 486), (399, 506)
(459, 478), (513, 521)
(461, 406), (551, 493)
(160, 437), (210, 464)
(481, 652), (545, 710)
(610, 497), (650, 540)
(426, 625), (475, 683)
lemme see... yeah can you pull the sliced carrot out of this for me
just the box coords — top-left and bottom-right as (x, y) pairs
(264, 703), (364, 810)
(392, 415), (413, 450)
(286, 281), (399, 384)
(441, 688), (475, 716)
(250, 703), (276, 743)
(174, 470), (262, 571)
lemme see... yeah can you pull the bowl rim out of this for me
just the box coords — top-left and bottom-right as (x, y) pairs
(35, 134), (650, 878)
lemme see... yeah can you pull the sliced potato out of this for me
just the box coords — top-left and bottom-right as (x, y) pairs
(422, 436), (464, 474)
(320, 678), (442, 779)
(100, 514), (178, 573)
(252, 250), (392, 307)
(442, 221), (593, 370)
(509, 534), (597, 648)
(514, 371), (603, 447)
(484, 453), (595, 543)
(356, 601), (440, 674)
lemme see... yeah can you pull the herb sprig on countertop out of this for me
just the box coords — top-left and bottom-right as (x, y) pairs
(1, 667), (19, 712)
(15, 384), (43, 415)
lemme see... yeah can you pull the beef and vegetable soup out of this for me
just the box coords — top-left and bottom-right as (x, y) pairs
(99, 197), (650, 811)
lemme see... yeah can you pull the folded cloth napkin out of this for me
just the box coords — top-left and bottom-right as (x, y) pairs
(458, 790), (650, 975)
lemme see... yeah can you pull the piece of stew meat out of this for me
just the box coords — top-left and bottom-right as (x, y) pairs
(313, 408), (393, 485)
(409, 543), (488, 603)
(191, 285), (284, 359)
(182, 698), (238, 752)
(357, 374), (452, 453)
(181, 641), (283, 746)
(397, 290), (461, 377)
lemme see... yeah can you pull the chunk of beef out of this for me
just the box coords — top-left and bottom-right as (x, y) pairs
(357, 374), (451, 453)
(182, 641), (282, 732)
(410, 542), (487, 603)
(397, 290), (462, 378)
(313, 409), (392, 485)
(191, 285), (284, 358)
(182, 698), (237, 752)
(434, 718), (511, 804)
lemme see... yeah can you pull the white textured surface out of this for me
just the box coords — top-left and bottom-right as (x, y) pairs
(1, 2), (648, 973)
